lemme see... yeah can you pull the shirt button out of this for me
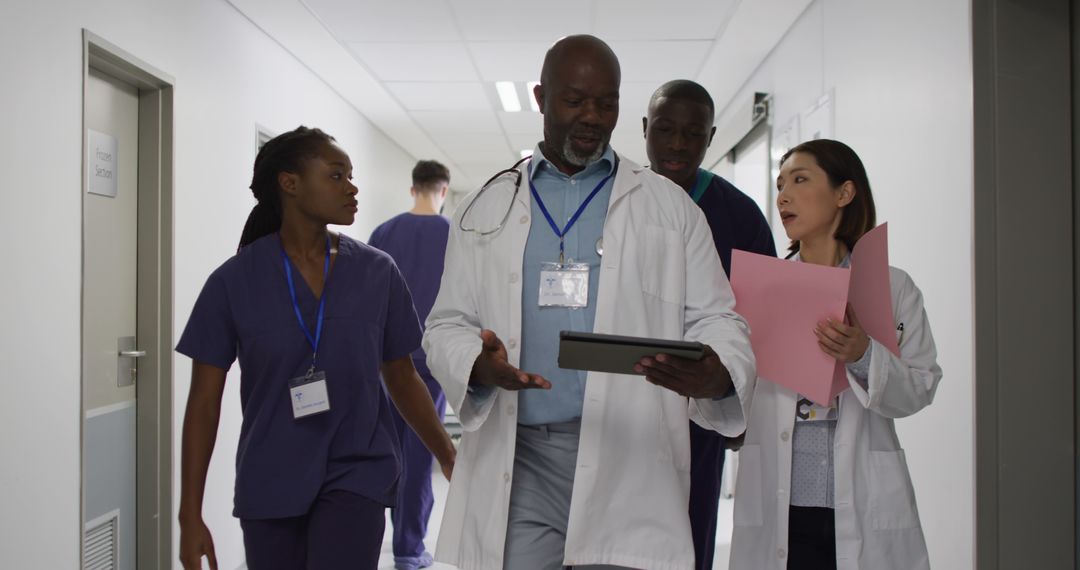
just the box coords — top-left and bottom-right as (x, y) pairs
(508, 338), (518, 349)
(520, 215), (529, 224)
(778, 548), (787, 559)
(504, 472), (511, 483)
(781, 431), (790, 442)
(507, 405), (516, 416)
(509, 272), (519, 283)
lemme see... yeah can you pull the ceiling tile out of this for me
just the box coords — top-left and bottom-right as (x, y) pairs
(594, 0), (739, 40)
(507, 133), (542, 155)
(455, 161), (511, 186)
(386, 82), (491, 111)
(410, 110), (503, 134)
(302, 0), (460, 42)
(609, 40), (713, 82)
(450, 0), (595, 41)
(469, 41), (550, 82)
(619, 81), (664, 114)
(348, 42), (479, 81)
(497, 110), (544, 135)
(429, 132), (515, 163)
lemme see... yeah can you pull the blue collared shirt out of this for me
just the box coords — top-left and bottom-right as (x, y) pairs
(517, 144), (616, 426)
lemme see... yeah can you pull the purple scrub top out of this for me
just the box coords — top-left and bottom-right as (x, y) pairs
(176, 233), (422, 519)
(367, 213), (449, 378)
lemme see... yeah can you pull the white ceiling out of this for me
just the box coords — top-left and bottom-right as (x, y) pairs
(228, 0), (811, 191)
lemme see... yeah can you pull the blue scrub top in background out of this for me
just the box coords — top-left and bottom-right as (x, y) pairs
(368, 212), (450, 378)
(176, 233), (422, 519)
(693, 170), (777, 272)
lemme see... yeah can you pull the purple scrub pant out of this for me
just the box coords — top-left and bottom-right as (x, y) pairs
(390, 372), (447, 559)
(240, 490), (385, 570)
(688, 421), (728, 570)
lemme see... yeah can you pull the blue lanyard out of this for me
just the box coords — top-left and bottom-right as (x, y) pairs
(528, 160), (617, 264)
(280, 234), (331, 371)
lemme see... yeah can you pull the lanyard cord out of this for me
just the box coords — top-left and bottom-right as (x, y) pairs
(528, 160), (617, 264)
(280, 233), (331, 372)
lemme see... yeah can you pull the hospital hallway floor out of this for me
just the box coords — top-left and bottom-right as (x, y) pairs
(377, 471), (736, 570)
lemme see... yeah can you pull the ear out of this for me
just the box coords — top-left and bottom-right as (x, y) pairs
(409, 186), (417, 198)
(707, 125), (717, 148)
(278, 171), (301, 198)
(440, 185), (448, 199)
(836, 180), (857, 208)
(642, 116), (648, 138)
(533, 83), (545, 115)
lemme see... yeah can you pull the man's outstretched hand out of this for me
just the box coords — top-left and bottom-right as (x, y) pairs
(470, 329), (552, 391)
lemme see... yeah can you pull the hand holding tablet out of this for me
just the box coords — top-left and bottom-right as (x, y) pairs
(558, 331), (734, 398)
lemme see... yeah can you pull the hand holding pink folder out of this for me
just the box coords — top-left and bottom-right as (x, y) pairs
(730, 224), (895, 406)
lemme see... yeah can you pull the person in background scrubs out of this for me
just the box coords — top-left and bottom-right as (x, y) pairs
(368, 160), (453, 570)
(643, 79), (776, 570)
(176, 126), (455, 570)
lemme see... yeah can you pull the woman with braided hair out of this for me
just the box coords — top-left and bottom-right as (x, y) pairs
(176, 126), (455, 570)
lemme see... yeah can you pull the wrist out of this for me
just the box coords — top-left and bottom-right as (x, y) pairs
(468, 357), (490, 387)
(437, 442), (456, 466)
(178, 506), (203, 525)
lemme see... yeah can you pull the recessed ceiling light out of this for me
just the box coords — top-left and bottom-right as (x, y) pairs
(527, 82), (540, 112)
(496, 81), (521, 113)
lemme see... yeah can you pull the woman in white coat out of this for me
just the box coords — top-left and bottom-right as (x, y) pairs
(729, 139), (942, 570)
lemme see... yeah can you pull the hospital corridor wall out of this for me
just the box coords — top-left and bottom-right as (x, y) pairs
(0, 1), (416, 568)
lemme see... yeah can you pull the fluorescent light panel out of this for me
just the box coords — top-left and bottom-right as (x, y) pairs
(495, 81), (521, 112)
(527, 82), (540, 111)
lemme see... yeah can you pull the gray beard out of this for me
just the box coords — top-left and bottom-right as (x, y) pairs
(562, 138), (605, 167)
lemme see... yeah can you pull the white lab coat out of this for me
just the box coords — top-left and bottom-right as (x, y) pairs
(424, 155), (757, 570)
(729, 266), (942, 570)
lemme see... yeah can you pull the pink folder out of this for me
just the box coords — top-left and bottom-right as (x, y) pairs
(730, 251), (850, 406)
(730, 224), (897, 406)
(848, 224), (899, 356)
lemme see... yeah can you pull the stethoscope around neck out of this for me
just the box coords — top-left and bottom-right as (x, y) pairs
(457, 155), (531, 236)
(457, 154), (615, 257)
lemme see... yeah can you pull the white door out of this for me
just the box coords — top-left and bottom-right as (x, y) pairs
(82, 66), (139, 570)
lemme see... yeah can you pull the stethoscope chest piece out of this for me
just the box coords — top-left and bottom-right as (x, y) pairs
(596, 238), (603, 257)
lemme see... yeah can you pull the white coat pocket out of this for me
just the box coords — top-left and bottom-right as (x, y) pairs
(639, 224), (686, 305)
(869, 450), (919, 530)
(732, 444), (764, 526)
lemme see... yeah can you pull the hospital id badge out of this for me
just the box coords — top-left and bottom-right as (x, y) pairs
(795, 396), (838, 422)
(538, 262), (589, 308)
(289, 370), (331, 419)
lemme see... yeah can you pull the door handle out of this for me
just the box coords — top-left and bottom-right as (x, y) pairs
(117, 336), (141, 387)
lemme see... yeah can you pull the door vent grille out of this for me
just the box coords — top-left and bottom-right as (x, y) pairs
(83, 510), (119, 570)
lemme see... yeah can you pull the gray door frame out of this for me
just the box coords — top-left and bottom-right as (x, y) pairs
(973, 0), (1076, 568)
(81, 30), (175, 569)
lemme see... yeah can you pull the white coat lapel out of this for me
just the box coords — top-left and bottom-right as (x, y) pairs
(607, 153), (644, 208)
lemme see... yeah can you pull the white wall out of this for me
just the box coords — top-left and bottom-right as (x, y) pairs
(0, 1), (416, 568)
(707, 1), (974, 567)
